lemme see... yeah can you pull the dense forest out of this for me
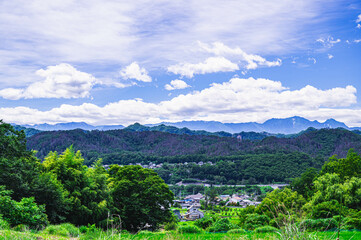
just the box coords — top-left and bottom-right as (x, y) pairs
(25, 126), (361, 184)
(0, 121), (174, 232)
(2, 120), (361, 237)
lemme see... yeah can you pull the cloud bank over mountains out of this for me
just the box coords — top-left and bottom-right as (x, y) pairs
(1, 77), (359, 127)
(0, 0), (360, 127)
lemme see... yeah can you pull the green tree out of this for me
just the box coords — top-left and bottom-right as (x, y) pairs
(0, 121), (68, 223)
(0, 186), (48, 229)
(291, 167), (318, 199)
(43, 147), (111, 225)
(257, 188), (306, 219)
(108, 165), (174, 232)
(321, 149), (361, 181)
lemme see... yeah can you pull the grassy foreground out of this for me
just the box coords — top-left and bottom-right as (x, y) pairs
(1, 229), (361, 240)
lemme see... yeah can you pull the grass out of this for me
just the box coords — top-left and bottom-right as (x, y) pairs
(3, 230), (355, 240)
(78, 231), (361, 239)
(1, 224), (361, 239)
(0, 229), (70, 240)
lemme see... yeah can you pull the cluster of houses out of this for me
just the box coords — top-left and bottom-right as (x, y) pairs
(104, 161), (215, 171)
(173, 192), (261, 221)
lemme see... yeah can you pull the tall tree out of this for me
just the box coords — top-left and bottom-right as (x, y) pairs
(108, 165), (174, 232)
(43, 147), (111, 225)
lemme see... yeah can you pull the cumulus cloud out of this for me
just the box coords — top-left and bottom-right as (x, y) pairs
(328, 54), (333, 59)
(167, 42), (282, 77)
(316, 36), (341, 48)
(354, 39), (361, 43)
(1, 77), (358, 126)
(0, 64), (98, 100)
(356, 14), (361, 23)
(119, 62), (152, 82)
(198, 41), (282, 70)
(167, 57), (239, 78)
(165, 80), (190, 90)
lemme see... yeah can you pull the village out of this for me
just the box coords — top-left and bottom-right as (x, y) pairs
(172, 192), (262, 221)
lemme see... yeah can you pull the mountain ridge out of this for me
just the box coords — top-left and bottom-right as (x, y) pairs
(18, 116), (357, 134)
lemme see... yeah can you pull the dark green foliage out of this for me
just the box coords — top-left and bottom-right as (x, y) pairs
(0, 186), (48, 229)
(43, 148), (111, 226)
(257, 188), (306, 219)
(240, 214), (270, 230)
(164, 222), (177, 231)
(0, 121), (68, 223)
(300, 218), (337, 231)
(207, 218), (239, 232)
(43, 223), (79, 237)
(177, 225), (203, 233)
(311, 201), (341, 219)
(124, 123), (233, 137)
(0, 121), (177, 231)
(26, 127), (361, 184)
(343, 211), (361, 230)
(291, 167), (318, 199)
(27, 127), (361, 164)
(321, 149), (361, 180)
(227, 228), (247, 234)
(0, 120), (29, 159)
(12, 124), (42, 137)
(108, 165), (174, 232)
(0, 215), (10, 230)
(194, 216), (215, 229)
(254, 225), (279, 233)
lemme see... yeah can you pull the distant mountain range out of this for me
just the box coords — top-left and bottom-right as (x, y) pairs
(23, 122), (125, 131)
(19, 116), (359, 134)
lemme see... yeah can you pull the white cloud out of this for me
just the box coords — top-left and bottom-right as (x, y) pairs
(1, 77), (358, 126)
(328, 54), (333, 59)
(167, 57), (239, 78)
(354, 39), (361, 43)
(0, 0), (345, 85)
(120, 62), (152, 82)
(198, 41), (282, 70)
(0, 63), (98, 100)
(356, 14), (361, 23)
(308, 57), (317, 64)
(316, 36), (341, 48)
(167, 41), (281, 77)
(165, 80), (190, 91)
(357, 24), (361, 29)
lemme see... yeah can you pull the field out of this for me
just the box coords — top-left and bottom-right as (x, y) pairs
(1, 229), (361, 240)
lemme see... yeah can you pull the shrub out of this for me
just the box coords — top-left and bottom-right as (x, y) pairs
(177, 225), (203, 234)
(0, 187), (48, 229)
(243, 214), (270, 230)
(79, 225), (88, 233)
(194, 216), (214, 229)
(164, 222), (177, 231)
(207, 218), (239, 232)
(43, 225), (69, 237)
(300, 218), (337, 231)
(342, 211), (361, 230)
(43, 223), (79, 237)
(137, 230), (154, 235)
(228, 228), (247, 234)
(60, 223), (79, 237)
(254, 225), (279, 233)
(0, 216), (9, 230)
(13, 224), (29, 232)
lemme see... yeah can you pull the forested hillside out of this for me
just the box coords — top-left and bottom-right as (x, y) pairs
(25, 127), (361, 184)
(27, 127), (361, 161)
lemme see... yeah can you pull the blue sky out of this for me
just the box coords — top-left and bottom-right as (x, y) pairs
(0, 0), (361, 126)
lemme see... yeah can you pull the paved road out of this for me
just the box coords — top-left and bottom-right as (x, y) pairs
(170, 182), (289, 189)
